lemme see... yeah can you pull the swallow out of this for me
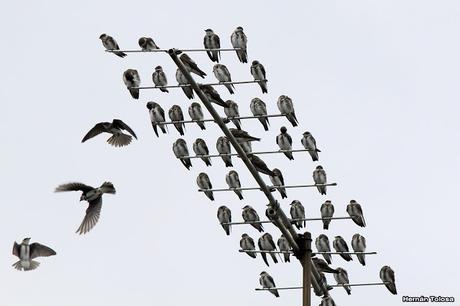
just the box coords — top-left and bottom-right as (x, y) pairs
(12, 238), (56, 271)
(81, 119), (137, 147)
(242, 205), (263, 232)
(313, 165), (327, 195)
(229, 128), (260, 142)
(55, 181), (116, 234)
(138, 36), (159, 51)
(258, 233), (278, 266)
(146, 102), (167, 137)
(180, 53), (206, 78)
(216, 136), (233, 167)
(318, 271), (334, 292)
(380, 266), (397, 295)
(99, 34), (126, 58)
(224, 100), (242, 129)
(302, 131), (321, 162)
(248, 154), (275, 176)
(123, 69), (140, 99)
(251, 60), (267, 93)
(351, 234), (367, 266)
(315, 234), (332, 264)
(320, 296), (337, 306)
(152, 66), (168, 93)
(240, 140), (252, 153)
(250, 98), (269, 130)
(277, 126), (294, 160)
(277, 235), (291, 262)
(204, 29), (220, 62)
(231, 26), (248, 63)
(199, 84), (229, 107)
(217, 206), (231, 235)
(193, 138), (212, 166)
(289, 200), (305, 229)
(226, 170), (243, 200)
(172, 138), (192, 170)
(168, 105), (185, 136)
(333, 267), (351, 295)
(196, 172), (214, 201)
(269, 168), (287, 199)
(333, 236), (353, 261)
(213, 64), (234, 94)
(311, 257), (339, 274)
(240, 234), (256, 258)
(320, 200), (334, 230)
(277, 95), (298, 127)
(176, 68), (194, 99)
(188, 102), (206, 130)
(346, 200), (366, 227)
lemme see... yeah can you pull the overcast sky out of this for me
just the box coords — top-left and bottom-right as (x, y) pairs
(1, 1), (459, 305)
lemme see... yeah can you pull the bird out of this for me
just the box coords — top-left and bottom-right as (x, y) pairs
(196, 173), (214, 201)
(138, 37), (159, 51)
(240, 140), (252, 154)
(333, 236), (353, 261)
(334, 267), (351, 295)
(229, 128), (260, 142)
(301, 131), (321, 161)
(380, 265), (397, 295)
(81, 119), (137, 147)
(55, 181), (116, 234)
(123, 69), (140, 99)
(12, 238), (56, 271)
(269, 168), (287, 199)
(242, 205), (264, 232)
(213, 64), (234, 94)
(351, 233), (367, 266)
(225, 170), (243, 200)
(248, 154), (275, 176)
(318, 271), (334, 292)
(216, 136), (233, 167)
(276, 126), (294, 160)
(168, 105), (185, 136)
(217, 206), (231, 235)
(146, 102), (167, 137)
(240, 234), (256, 258)
(277, 95), (298, 127)
(176, 68), (194, 99)
(199, 84), (229, 107)
(152, 66), (168, 93)
(251, 60), (267, 93)
(277, 235), (291, 262)
(320, 200), (334, 230)
(99, 34), (126, 58)
(224, 100), (242, 129)
(258, 233), (278, 266)
(312, 257), (339, 274)
(193, 138), (212, 166)
(346, 200), (366, 227)
(313, 165), (327, 195)
(180, 53), (206, 78)
(250, 98), (269, 130)
(172, 138), (192, 170)
(320, 296), (337, 306)
(231, 26), (248, 63)
(315, 234), (332, 265)
(203, 29), (220, 62)
(290, 200), (306, 229)
(188, 102), (206, 130)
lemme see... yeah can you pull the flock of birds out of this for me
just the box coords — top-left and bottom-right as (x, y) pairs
(12, 26), (397, 306)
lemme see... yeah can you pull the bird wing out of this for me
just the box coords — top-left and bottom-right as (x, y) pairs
(82, 123), (108, 142)
(12, 242), (20, 257)
(30, 243), (56, 259)
(287, 133), (293, 145)
(55, 182), (94, 192)
(112, 119), (137, 139)
(260, 64), (266, 79)
(76, 198), (103, 235)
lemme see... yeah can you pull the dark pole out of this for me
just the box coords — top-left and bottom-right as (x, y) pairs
(301, 232), (312, 306)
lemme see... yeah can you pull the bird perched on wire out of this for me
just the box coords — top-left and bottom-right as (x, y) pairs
(334, 267), (351, 295)
(213, 64), (234, 94)
(179, 53), (207, 78)
(193, 138), (212, 166)
(176, 68), (194, 99)
(203, 29), (220, 62)
(315, 234), (332, 264)
(152, 66), (168, 93)
(250, 98), (269, 130)
(188, 102), (206, 130)
(12, 238), (56, 271)
(251, 60), (267, 94)
(242, 205), (264, 232)
(226, 170), (243, 200)
(146, 102), (167, 137)
(311, 257), (339, 274)
(216, 136), (233, 167)
(276, 126), (294, 160)
(258, 233), (278, 266)
(55, 181), (116, 235)
(346, 200), (366, 227)
(351, 233), (367, 266)
(168, 105), (185, 136)
(123, 69), (140, 99)
(277, 95), (298, 127)
(217, 206), (231, 235)
(277, 235), (291, 262)
(172, 138), (192, 170)
(301, 131), (321, 162)
(333, 236), (353, 262)
(380, 266), (397, 295)
(247, 154), (275, 177)
(269, 168), (287, 199)
(320, 200), (334, 230)
(290, 200), (305, 229)
(229, 128), (260, 143)
(313, 165), (327, 195)
(259, 271), (279, 298)
(99, 33), (126, 58)
(81, 119), (137, 147)
(196, 172), (214, 201)
(231, 26), (248, 63)
(199, 84), (229, 107)
(138, 36), (159, 51)
(224, 100), (242, 129)
(240, 233), (256, 258)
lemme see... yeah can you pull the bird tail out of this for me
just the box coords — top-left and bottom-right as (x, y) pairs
(284, 152), (294, 160)
(151, 123), (159, 137)
(232, 119), (242, 130)
(324, 254), (332, 265)
(174, 124), (185, 136)
(223, 157), (233, 167)
(258, 81), (268, 94)
(343, 254), (353, 262)
(310, 151), (319, 162)
(316, 186), (327, 195)
(357, 254), (366, 266)
(261, 253), (270, 267)
(270, 289), (280, 298)
(13, 260), (40, 271)
(222, 224), (231, 236)
(114, 51), (127, 58)
(284, 253), (290, 263)
(180, 158), (192, 170)
(259, 118), (269, 131)
(107, 134), (132, 147)
(278, 187), (287, 199)
(344, 285), (352, 295)
(271, 253), (278, 264)
(205, 191), (214, 201)
(237, 49), (248, 63)
(160, 88), (169, 93)
(182, 87), (194, 99)
(246, 251), (257, 259)
(386, 283), (397, 295)
(197, 122), (206, 130)
(323, 220), (330, 230)
(235, 190), (244, 200)
(203, 158), (212, 167)
(225, 84), (235, 94)
(128, 87), (139, 99)
(288, 114), (298, 127)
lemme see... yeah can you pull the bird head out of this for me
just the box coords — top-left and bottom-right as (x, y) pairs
(204, 29), (214, 33)
(324, 200), (331, 204)
(260, 271), (267, 276)
(242, 233), (249, 238)
(303, 131), (311, 136)
(280, 126), (287, 134)
(155, 66), (163, 71)
(316, 165), (323, 170)
(22, 237), (31, 244)
(252, 60), (259, 66)
(99, 33), (107, 40)
(350, 199), (357, 204)
(236, 26), (244, 31)
(242, 205), (251, 210)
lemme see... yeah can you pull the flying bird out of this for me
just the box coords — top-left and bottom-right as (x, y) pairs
(152, 66), (168, 92)
(172, 138), (192, 170)
(313, 165), (327, 195)
(242, 205), (264, 232)
(203, 29), (220, 62)
(138, 37), (159, 51)
(217, 206), (231, 235)
(168, 105), (185, 136)
(12, 238), (56, 271)
(277, 126), (294, 160)
(216, 136), (233, 167)
(277, 95), (298, 127)
(240, 234), (256, 258)
(380, 265), (397, 295)
(320, 200), (334, 230)
(315, 234), (332, 264)
(99, 33), (126, 58)
(351, 233), (367, 266)
(346, 200), (366, 227)
(224, 100), (242, 129)
(290, 200), (306, 229)
(213, 64), (234, 94)
(334, 267), (351, 295)
(55, 181), (116, 234)
(269, 168), (287, 199)
(250, 98), (269, 130)
(81, 119), (137, 147)
(248, 154), (275, 176)
(193, 138), (212, 166)
(311, 257), (339, 274)
(251, 60), (267, 93)
(196, 172), (214, 201)
(199, 84), (229, 107)
(258, 233), (278, 266)
(176, 68), (194, 99)
(302, 131), (321, 161)
(229, 128), (260, 142)
(188, 102), (206, 130)
(277, 235), (291, 262)
(180, 53), (206, 78)
(231, 26), (248, 63)
(226, 170), (243, 200)
(146, 102), (167, 137)
(333, 236), (353, 262)
(123, 69), (140, 99)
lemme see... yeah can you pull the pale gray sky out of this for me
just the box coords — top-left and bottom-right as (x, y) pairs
(1, 1), (459, 305)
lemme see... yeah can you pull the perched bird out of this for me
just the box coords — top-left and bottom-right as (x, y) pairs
(224, 100), (242, 129)
(320, 296), (337, 306)
(333, 236), (353, 262)
(176, 68), (194, 99)
(138, 37), (159, 51)
(277, 235), (291, 262)
(226, 170), (243, 200)
(217, 206), (231, 235)
(276, 126), (294, 160)
(240, 233), (256, 258)
(380, 266), (397, 295)
(216, 136), (233, 167)
(320, 200), (334, 230)
(346, 200), (366, 227)
(199, 84), (229, 107)
(229, 128), (260, 142)
(277, 95), (298, 127)
(231, 26), (248, 63)
(240, 140), (252, 154)
(248, 154), (275, 176)
(123, 69), (140, 99)
(55, 181), (116, 234)
(318, 271), (334, 292)
(188, 102), (206, 130)
(180, 53), (206, 78)
(301, 131), (321, 162)
(203, 29), (220, 62)
(193, 138), (211, 166)
(12, 238), (56, 271)
(269, 168), (287, 199)
(152, 66), (168, 93)
(146, 102), (167, 137)
(258, 233), (278, 266)
(251, 60), (267, 93)
(313, 165), (327, 195)
(312, 257), (339, 274)
(250, 98), (269, 130)
(315, 234), (332, 264)
(213, 64), (234, 94)
(334, 267), (351, 295)
(196, 173), (214, 201)
(172, 138), (192, 170)
(351, 233), (367, 266)
(81, 119), (137, 147)
(99, 33), (126, 58)
(242, 205), (264, 232)
(168, 105), (185, 136)
(290, 200), (306, 229)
